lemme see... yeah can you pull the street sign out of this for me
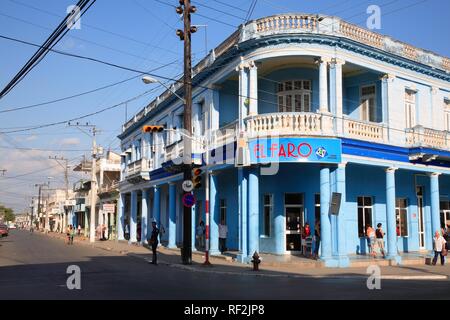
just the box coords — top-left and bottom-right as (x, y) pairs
(102, 203), (115, 214)
(182, 180), (194, 192)
(182, 193), (196, 208)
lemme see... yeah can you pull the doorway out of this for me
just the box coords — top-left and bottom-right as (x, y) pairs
(285, 193), (304, 253)
(416, 186), (426, 250)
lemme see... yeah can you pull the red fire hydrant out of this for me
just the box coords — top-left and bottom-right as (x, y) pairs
(251, 251), (261, 271)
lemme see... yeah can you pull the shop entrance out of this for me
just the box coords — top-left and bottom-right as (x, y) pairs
(416, 186), (426, 250)
(285, 193), (304, 253)
(440, 200), (450, 229)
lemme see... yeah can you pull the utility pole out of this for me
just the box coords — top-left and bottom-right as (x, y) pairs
(34, 181), (50, 231)
(176, 0), (197, 265)
(49, 156), (70, 232)
(68, 122), (100, 243)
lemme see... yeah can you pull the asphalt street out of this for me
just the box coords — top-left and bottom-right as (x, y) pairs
(0, 230), (449, 300)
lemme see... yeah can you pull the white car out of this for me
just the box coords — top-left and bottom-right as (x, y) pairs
(8, 224), (16, 229)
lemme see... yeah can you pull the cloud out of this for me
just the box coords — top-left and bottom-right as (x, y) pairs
(24, 135), (38, 142)
(60, 138), (81, 146)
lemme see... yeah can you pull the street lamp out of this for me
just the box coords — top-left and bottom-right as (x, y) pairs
(141, 75), (185, 103)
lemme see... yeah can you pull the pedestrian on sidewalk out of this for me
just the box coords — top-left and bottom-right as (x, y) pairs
(375, 223), (386, 258)
(218, 220), (228, 254)
(70, 225), (75, 245)
(66, 225), (71, 244)
(148, 221), (160, 265)
(313, 221), (320, 260)
(196, 220), (205, 250)
(366, 224), (376, 257)
(77, 224), (81, 236)
(301, 222), (311, 256)
(432, 230), (447, 266)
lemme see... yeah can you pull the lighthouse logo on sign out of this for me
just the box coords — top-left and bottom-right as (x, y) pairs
(315, 146), (328, 159)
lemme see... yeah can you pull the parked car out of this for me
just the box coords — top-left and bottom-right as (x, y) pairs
(0, 224), (8, 237)
(8, 223), (16, 229)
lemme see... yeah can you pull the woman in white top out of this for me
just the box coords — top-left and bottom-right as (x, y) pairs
(432, 231), (447, 266)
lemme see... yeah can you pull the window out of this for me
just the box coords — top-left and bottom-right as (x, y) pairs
(314, 194), (320, 223)
(220, 199), (226, 224)
(395, 198), (408, 237)
(135, 139), (141, 161)
(444, 99), (450, 131)
(357, 196), (373, 237)
(285, 193), (304, 231)
(405, 89), (416, 128)
(360, 85), (376, 122)
(262, 194), (273, 237)
(277, 80), (312, 113)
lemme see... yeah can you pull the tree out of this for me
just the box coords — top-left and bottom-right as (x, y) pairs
(0, 204), (15, 222)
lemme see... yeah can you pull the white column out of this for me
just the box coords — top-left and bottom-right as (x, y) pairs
(319, 57), (330, 113)
(330, 58), (345, 135)
(236, 58), (249, 129)
(248, 61), (258, 116)
(431, 87), (443, 130)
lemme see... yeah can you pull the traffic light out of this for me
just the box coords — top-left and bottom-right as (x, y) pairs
(142, 125), (164, 133)
(192, 167), (202, 189)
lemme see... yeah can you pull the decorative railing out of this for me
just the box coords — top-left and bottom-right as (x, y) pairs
(339, 21), (384, 49)
(443, 58), (450, 72)
(406, 126), (449, 149)
(74, 204), (85, 212)
(99, 181), (119, 194)
(164, 138), (205, 162)
(245, 112), (333, 138)
(256, 15), (318, 33)
(126, 158), (150, 176)
(403, 44), (418, 61)
(343, 118), (387, 143)
(212, 121), (238, 147)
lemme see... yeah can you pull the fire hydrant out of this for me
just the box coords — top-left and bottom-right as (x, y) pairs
(251, 251), (261, 271)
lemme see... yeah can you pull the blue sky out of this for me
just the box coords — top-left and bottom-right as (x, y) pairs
(0, 0), (449, 212)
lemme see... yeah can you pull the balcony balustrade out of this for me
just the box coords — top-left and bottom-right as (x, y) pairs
(343, 118), (387, 143)
(406, 126), (450, 150)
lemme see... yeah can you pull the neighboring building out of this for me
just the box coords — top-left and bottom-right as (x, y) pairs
(117, 14), (450, 267)
(15, 213), (30, 228)
(73, 151), (121, 239)
(45, 189), (75, 232)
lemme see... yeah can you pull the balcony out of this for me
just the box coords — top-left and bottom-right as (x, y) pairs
(74, 204), (85, 212)
(406, 126), (450, 150)
(245, 112), (333, 138)
(343, 118), (387, 143)
(164, 138), (205, 164)
(99, 181), (119, 195)
(124, 158), (152, 183)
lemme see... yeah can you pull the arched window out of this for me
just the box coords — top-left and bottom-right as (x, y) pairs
(277, 80), (312, 113)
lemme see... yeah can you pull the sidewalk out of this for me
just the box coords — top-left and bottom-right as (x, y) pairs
(36, 231), (449, 280)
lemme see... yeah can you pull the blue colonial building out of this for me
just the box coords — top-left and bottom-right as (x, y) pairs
(117, 14), (450, 267)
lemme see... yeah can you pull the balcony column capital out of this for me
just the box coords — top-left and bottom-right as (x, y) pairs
(381, 74), (396, 82)
(431, 86), (439, 95)
(330, 58), (345, 66)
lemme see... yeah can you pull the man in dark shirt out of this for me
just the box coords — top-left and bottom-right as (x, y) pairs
(149, 221), (160, 265)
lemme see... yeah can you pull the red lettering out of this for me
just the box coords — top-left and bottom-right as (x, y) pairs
(279, 144), (287, 158)
(269, 144), (278, 157)
(287, 143), (298, 158)
(253, 144), (261, 159)
(298, 143), (312, 158)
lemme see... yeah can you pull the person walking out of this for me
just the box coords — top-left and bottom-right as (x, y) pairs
(375, 223), (386, 258)
(302, 222), (311, 256)
(69, 225), (75, 245)
(66, 225), (71, 245)
(218, 220), (228, 254)
(313, 221), (321, 260)
(432, 230), (447, 266)
(196, 220), (205, 250)
(366, 224), (376, 257)
(77, 224), (81, 236)
(148, 221), (160, 265)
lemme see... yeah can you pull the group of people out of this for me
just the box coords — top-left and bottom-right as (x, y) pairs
(366, 223), (387, 258)
(366, 223), (448, 265)
(96, 223), (108, 241)
(195, 220), (229, 254)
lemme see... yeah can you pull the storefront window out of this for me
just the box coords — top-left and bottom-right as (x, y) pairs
(395, 198), (408, 237)
(314, 194), (320, 223)
(262, 194), (273, 237)
(357, 196), (373, 237)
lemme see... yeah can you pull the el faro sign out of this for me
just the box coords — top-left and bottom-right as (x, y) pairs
(248, 138), (342, 164)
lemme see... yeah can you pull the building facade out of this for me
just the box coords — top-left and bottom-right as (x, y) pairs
(118, 14), (450, 267)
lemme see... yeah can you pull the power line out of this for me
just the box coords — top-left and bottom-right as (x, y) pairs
(0, 59), (179, 114)
(0, 0), (96, 99)
(192, 1), (246, 21)
(244, 0), (258, 22)
(8, 0), (181, 56)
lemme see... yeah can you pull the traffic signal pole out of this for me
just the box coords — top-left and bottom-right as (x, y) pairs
(181, 0), (194, 265)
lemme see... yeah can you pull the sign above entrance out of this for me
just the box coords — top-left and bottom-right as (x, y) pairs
(248, 138), (342, 164)
(102, 204), (115, 214)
